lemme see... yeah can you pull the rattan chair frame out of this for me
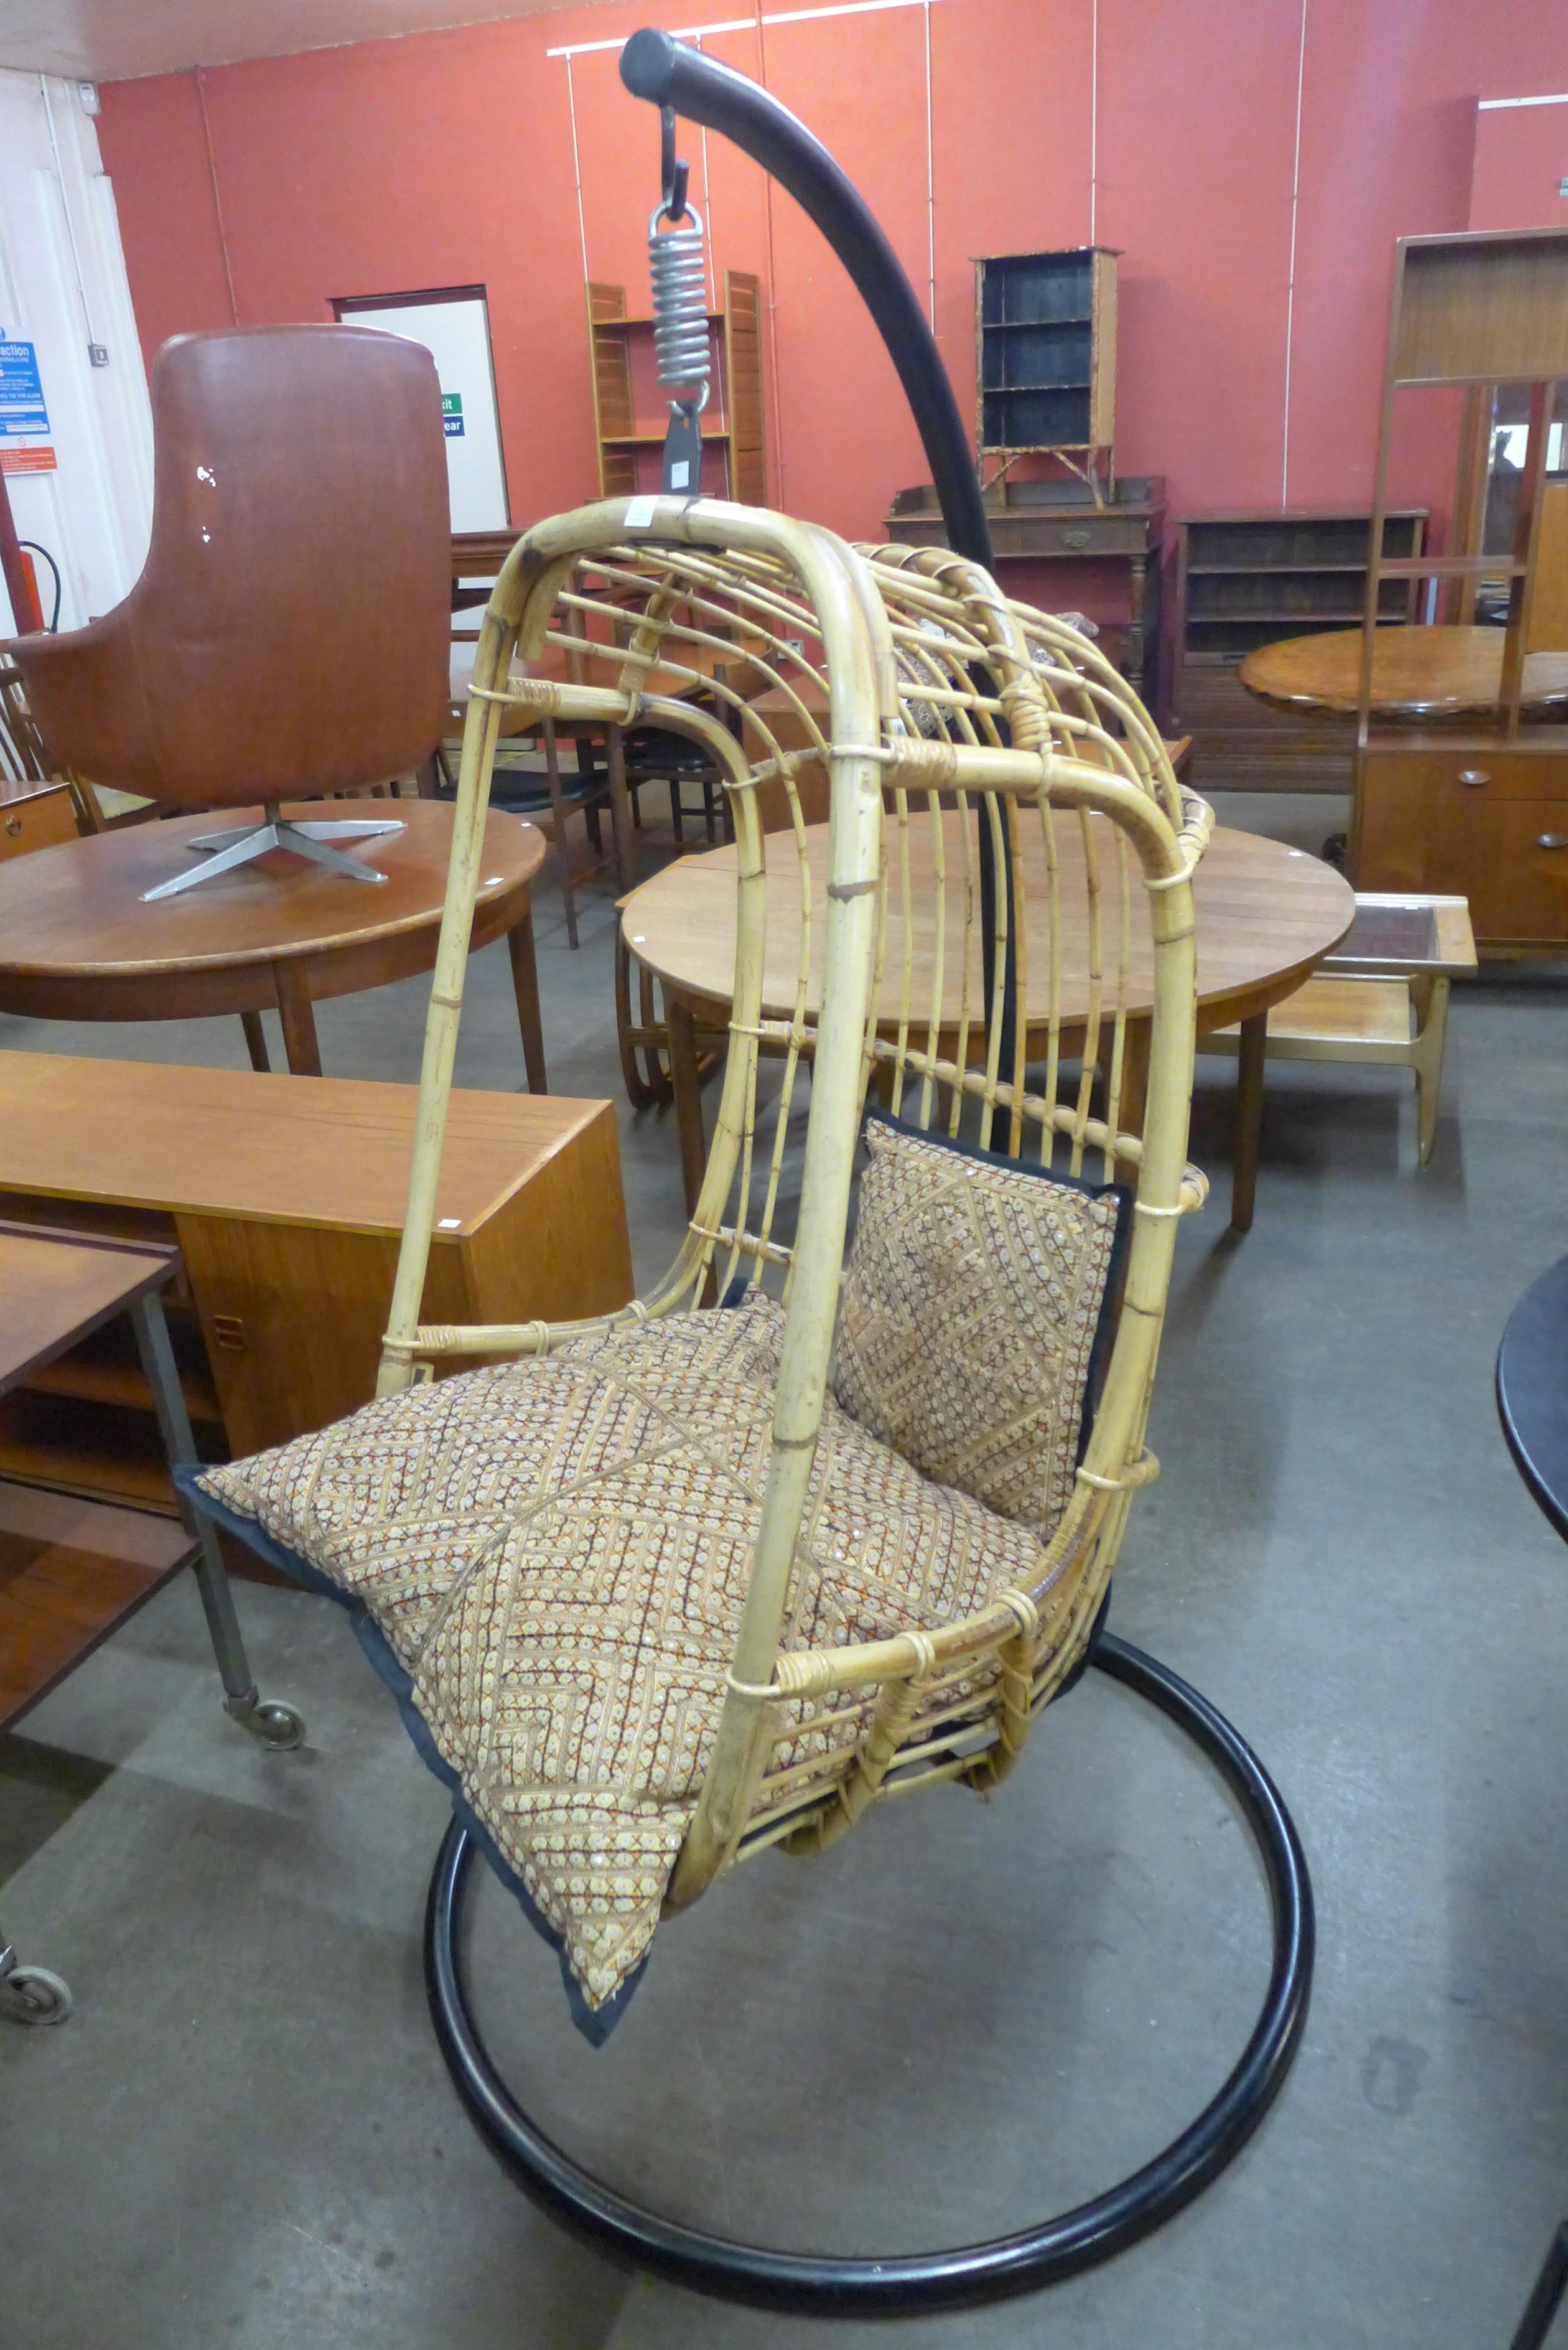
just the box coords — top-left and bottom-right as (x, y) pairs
(377, 489), (1210, 1917)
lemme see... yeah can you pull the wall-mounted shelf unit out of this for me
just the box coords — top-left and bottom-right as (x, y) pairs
(587, 272), (767, 505)
(976, 246), (1118, 494)
(1170, 508), (1426, 790)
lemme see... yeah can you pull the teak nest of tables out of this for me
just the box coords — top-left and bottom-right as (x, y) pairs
(0, 1055), (633, 1517)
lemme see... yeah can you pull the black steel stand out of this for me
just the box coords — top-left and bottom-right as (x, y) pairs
(424, 1633), (1315, 2316)
(1510, 2219), (1568, 2350)
(619, 26), (1018, 1075)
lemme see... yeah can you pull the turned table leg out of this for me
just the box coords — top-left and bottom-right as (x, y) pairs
(1126, 551), (1148, 698)
(506, 899), (549, 1095)
(273, 963), (323, 1077)
(239, 1011), (271, 1073)
(667, 993), (708, 1219)
(1116, 1018), (1150, 1142)
(1230, 1011), (1267, 1235)
(605, 726), (638, 896)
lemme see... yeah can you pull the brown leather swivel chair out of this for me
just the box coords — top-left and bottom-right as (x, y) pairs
(6, 324), (450, 902)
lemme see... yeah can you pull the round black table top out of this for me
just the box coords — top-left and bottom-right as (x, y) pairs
(1496, 1253), (1568, 1545)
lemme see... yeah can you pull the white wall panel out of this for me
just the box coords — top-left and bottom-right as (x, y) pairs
(0, 68), (152, 633)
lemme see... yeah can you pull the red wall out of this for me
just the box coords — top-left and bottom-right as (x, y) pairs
(98, 0), (1568, 589)
(1470, 97), (1568, 229)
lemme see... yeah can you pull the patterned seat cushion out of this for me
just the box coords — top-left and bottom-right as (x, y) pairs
(195, 1292), (1045, 2025)
(832, 1115), (1129, 1541)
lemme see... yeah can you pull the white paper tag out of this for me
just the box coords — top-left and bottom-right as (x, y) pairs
(623, 495), (658, 529)
(668, 459), (691, 489)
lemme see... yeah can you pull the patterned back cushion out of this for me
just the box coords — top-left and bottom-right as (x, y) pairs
(831, 1116), (1129, 1541)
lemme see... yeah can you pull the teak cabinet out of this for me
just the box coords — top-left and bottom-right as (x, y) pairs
(587, 272), (766, 505)
(1169, 509), (1426, 790)
(1356, 738), (1568, 947)
(1352, 228), (1568, 951)
(0, 1055), (634, 1513)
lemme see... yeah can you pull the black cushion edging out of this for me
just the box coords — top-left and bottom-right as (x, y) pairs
(175, 1464), (647, 2046)
(856, 1104), (1134, 1468)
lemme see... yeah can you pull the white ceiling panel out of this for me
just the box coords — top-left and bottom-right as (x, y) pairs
(0, 0), (618, 82)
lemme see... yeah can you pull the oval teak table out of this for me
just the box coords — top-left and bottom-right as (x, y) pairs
(1237, 624), (1568, 721)
(622, 818), (1355, 1227)
(0, 800), (548, 1088)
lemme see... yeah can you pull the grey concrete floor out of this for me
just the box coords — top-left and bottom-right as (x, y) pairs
(1, 808), (1566, 2350)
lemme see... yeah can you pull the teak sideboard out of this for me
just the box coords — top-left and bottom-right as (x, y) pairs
(0, 1054), (634, 1514)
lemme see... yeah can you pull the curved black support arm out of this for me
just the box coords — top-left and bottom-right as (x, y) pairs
(620, 27), (992, 571)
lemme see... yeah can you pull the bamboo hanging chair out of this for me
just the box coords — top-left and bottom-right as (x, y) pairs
(380, 499), (1211, 1901)
(190, 32), (1314, 2315)
(387, 499), (1309, 2291)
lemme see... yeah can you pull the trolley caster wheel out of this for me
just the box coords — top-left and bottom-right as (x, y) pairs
(226, 1695), (306, 1751)
(0, 1965), (73, 2025)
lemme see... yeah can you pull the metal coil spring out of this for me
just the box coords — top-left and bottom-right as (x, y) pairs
(648, 200), (711, 407)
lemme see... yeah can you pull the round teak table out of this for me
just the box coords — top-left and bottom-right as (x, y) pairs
(1237, 624), (1568, 720)
(622, 818), (1354, 1228)
(0, 800), (548, 1089)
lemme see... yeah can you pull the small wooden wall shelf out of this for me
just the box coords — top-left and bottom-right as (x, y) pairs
(1170, 508), (1426, 792)
(975, 247), (1118, 491)
(0, 1055), (634, 1516)
(587, 273), (766, 504)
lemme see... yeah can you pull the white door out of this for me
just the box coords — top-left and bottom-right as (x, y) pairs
(336, 289), (508, 531)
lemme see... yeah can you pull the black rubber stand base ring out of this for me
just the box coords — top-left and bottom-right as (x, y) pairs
(424, 1632), (1315, 2317)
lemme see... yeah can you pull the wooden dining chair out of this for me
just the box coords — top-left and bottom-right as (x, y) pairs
(437, 706), (635, 950)
(0, 657), (103, 833)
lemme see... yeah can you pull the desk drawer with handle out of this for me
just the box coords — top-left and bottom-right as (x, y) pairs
(0, 783), (78, 863)
(1422, 799), (1568, 943)
(989, 515), (1152, 559)
(1420, 747), (1568, 803)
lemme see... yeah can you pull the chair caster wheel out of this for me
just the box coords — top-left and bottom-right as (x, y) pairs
(0, 1965), (73, 2025)
(226, 1695), (306, 1750)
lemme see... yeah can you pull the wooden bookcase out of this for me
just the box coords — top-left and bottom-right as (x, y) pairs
(1169, 508), (1426, 790)
(0, 1054), (633, 1515)
(587, 270), (766, 504)
(976, 248), (1118, 492)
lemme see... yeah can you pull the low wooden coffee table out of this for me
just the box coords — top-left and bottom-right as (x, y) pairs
(0, 800), (548, 1089)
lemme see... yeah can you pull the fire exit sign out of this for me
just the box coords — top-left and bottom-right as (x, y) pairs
(0, 340), (50, 437)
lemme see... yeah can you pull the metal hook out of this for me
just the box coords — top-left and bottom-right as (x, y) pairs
(660, 103), (690, 222)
